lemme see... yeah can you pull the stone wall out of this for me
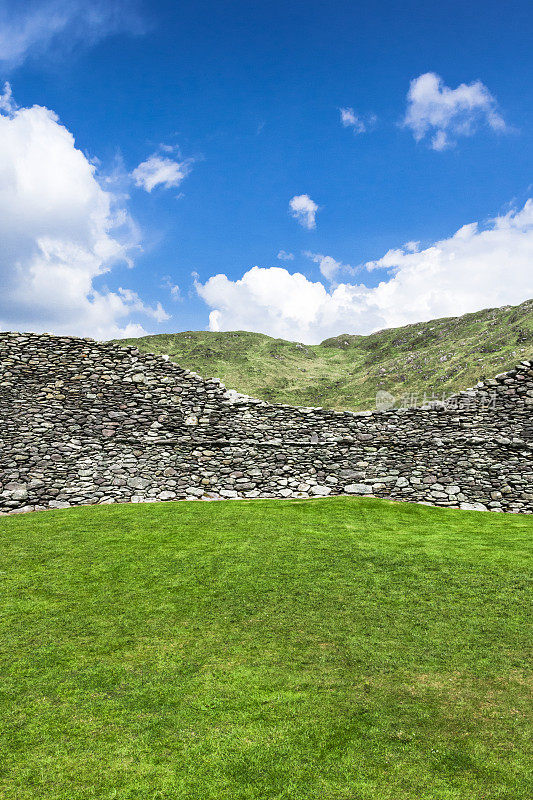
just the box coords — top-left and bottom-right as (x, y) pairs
(1, 331), (532, 514)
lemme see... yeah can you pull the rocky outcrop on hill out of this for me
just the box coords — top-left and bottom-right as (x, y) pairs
(1, 332), (532, 514)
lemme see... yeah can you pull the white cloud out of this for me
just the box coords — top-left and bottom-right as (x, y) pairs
(0, 83), (168, 339)
(195, 201), (533, 343)
(0, 80), (15, 112)
(116, 288), (169, 322)
(304, 250), (354, 281)
(161, 276), (181, 300)
(289, 194), (319, 230)
(277, 249), (294, 261)
(339, 107), (376, 134)
(0, 0), (143, 69)
(403, 72), (508, 150)
(131, 151), (193, 193)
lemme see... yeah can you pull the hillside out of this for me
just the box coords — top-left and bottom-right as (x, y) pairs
(1, 497), (531, 799)
(114, 298), (533, 411)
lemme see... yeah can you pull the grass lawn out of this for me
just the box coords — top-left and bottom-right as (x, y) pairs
(0, 497), (531, 799)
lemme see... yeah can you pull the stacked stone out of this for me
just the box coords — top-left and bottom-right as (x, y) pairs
(0, 332), (531, 514)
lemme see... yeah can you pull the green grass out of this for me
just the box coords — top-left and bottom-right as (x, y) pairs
(113, 297), (533, 410)
(0, 497), (531, 799)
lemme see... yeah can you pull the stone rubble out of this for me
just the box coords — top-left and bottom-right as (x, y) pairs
(0, 332), (532, 514)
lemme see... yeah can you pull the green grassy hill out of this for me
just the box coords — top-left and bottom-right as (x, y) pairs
(1, 497), (531, 799)
(114, 298), (533, 410)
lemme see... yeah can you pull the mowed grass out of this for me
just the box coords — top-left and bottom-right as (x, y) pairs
(0, 498), (531, 800)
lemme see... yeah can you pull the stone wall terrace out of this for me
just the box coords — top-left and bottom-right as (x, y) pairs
(1, 332), (532, 514)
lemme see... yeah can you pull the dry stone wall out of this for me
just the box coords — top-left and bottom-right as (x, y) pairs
(1, 331), (532, 514)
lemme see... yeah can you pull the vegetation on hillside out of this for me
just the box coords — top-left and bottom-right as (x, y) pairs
(1, 497), (531, 799)
(114, 298), (533, 410)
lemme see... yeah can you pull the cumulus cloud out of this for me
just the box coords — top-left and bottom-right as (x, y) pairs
(339, 107), (376, 134)
(0, 83), (168, 339)
(403, 72), (508, 150)
(277, 250), (294, 261)
(131, 150), (193, 193)
(195, 201), (533, 343)
(0, 0), (143, 69)
(289, 194), (319, 230)
(304, 250), (354, 281)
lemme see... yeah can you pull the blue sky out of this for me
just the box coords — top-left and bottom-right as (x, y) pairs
(0, 0), (532, 341)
